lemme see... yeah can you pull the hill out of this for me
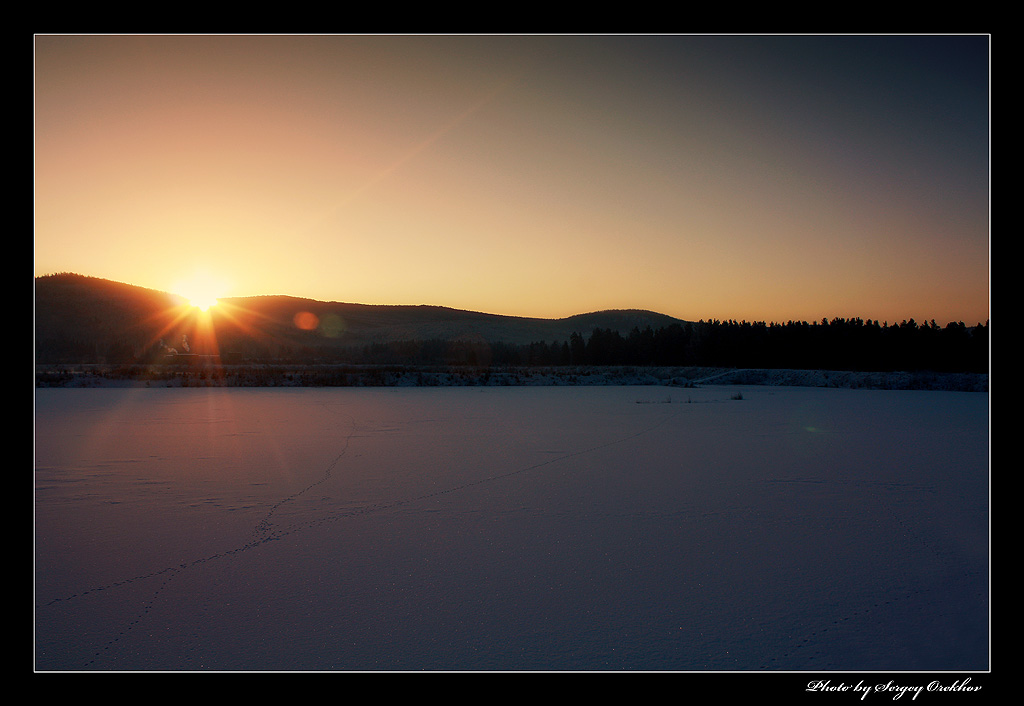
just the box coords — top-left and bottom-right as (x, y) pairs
(34, 273), (686, 364)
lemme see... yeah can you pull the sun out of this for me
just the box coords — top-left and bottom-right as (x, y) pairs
(174, 273), (227, 312)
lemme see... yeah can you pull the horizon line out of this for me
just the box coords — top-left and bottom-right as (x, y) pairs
(34, 271), (991, 328)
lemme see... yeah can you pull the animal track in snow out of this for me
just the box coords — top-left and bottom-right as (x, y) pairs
(38, 404), (682, 669)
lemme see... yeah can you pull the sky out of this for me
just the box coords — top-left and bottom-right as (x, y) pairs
(34, 34), (990, 325)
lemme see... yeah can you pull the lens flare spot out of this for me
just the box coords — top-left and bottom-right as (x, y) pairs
(319, 313), (347, 338)
(294, 311), (319, 331)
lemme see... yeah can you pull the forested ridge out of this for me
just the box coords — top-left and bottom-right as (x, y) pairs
(349, 317), (988, 373)
(35, 274), (987, 374)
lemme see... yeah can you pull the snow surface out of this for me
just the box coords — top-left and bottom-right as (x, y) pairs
(34, 385), (989, 671)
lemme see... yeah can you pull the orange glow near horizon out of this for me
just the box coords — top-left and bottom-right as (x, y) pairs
(137, 296), (224, 360)
(190, 307), (221, 359)
(173, 272), (227, 313)
(190, 296), (219, 313)
(34, 35), (990, 326)
(186, 296), (219, 313)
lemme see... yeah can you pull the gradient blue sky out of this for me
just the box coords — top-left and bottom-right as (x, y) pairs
(34, 34), (990, 324)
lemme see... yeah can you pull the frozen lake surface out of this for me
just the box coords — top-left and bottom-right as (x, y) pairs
(34, 385), (988, 671)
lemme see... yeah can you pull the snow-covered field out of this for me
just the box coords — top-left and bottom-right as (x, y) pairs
(34, 385), (989, 671)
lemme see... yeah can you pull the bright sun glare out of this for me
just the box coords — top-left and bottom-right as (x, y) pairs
(175, 274), (225, 312)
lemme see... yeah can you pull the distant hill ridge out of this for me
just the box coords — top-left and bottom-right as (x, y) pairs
(34, 273), (687, 363)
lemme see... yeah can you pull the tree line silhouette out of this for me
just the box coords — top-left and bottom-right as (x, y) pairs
(33, 275), (989, 374)
(38, 307), (987, 374)
(346, 317), (988, 373)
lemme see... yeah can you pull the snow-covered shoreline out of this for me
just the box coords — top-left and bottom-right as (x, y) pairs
(35, 364), (988, 392)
